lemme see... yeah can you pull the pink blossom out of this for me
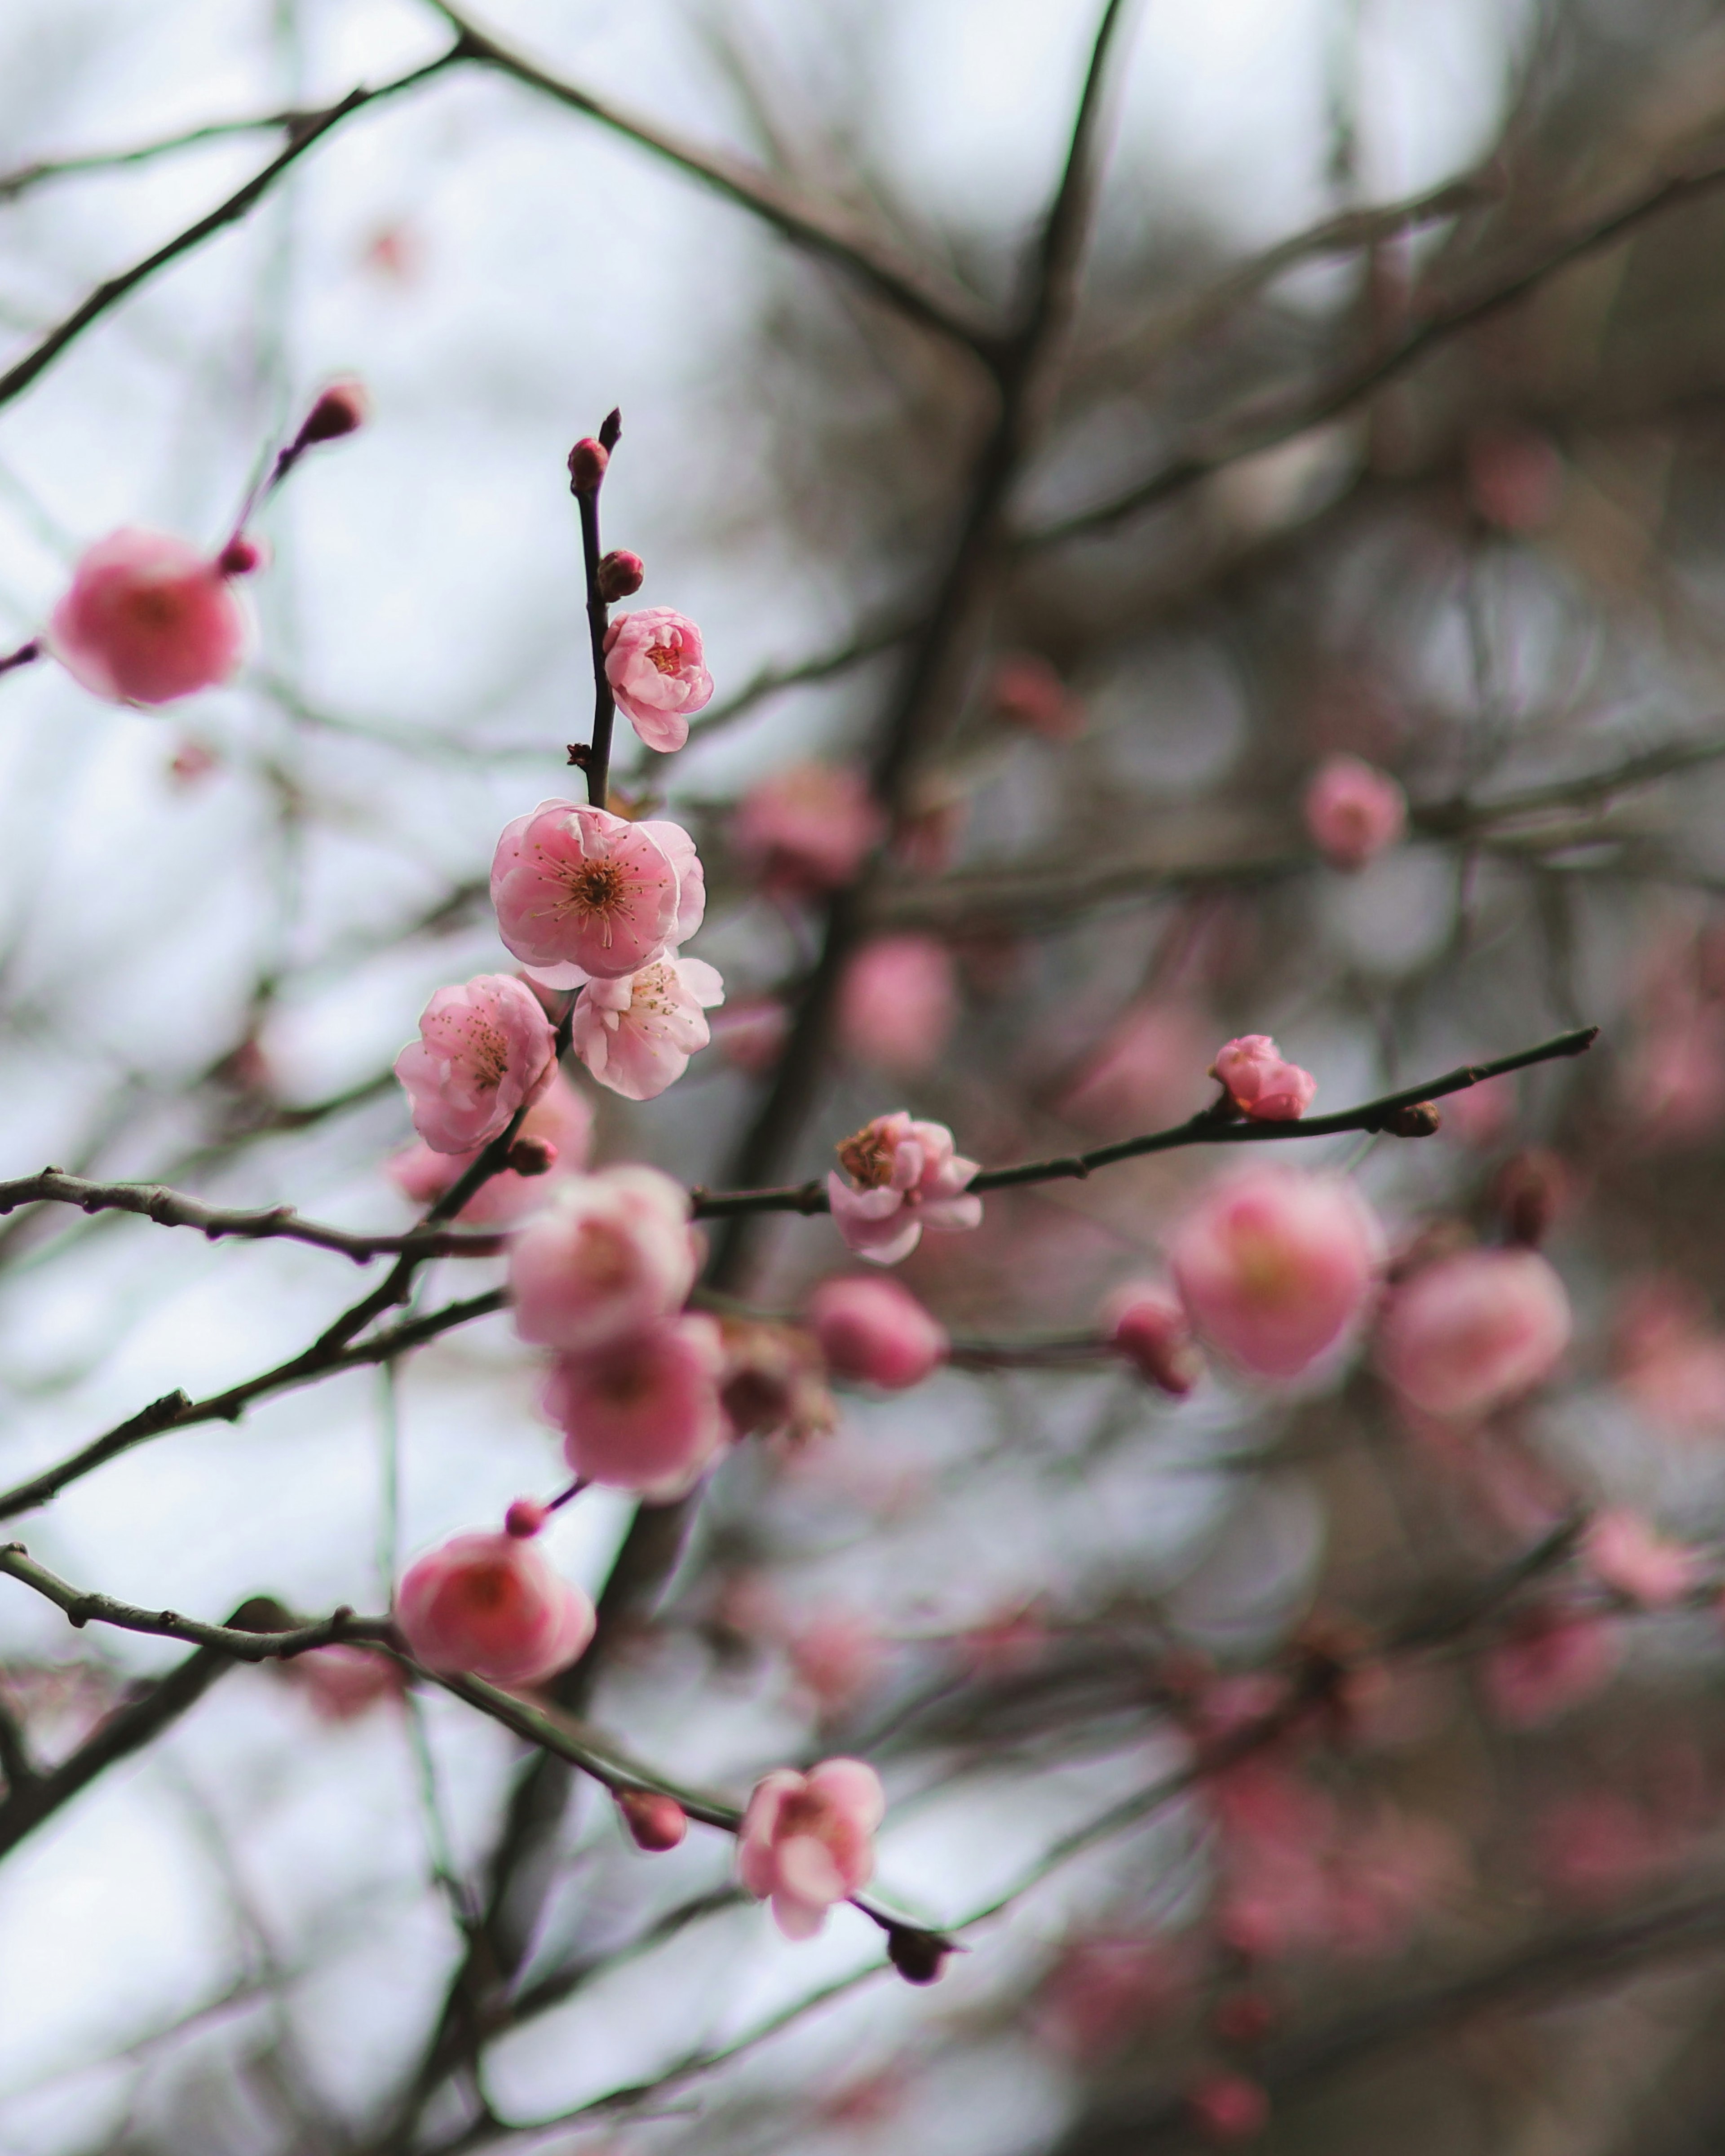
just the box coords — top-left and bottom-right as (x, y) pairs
(279, 1644), (404, 1723)
(395, 1530), (594, 1687)
(1583, 1509), (1698, 1607)
(394, 974), (556, 1154)
(1465, 424), (1564, 532)
(1302, 755), (1407, 872)
(602, 608), (713, 752)
(1102, 1281), (1202, 1395)
(570, 956), (724, 1101)
(836, 935), (958, 1076)
(1057, 1001), (1214, 1136)
(1442, 1071), (1516, 1147)
(712, 994), (789, 1074)
(491, 801), (699, 979)
(1185, 2073), (1269, 2144)
(1209, 1035), (1318, 1121)
(1623, 1003), (1725, 1147)
(736, 1758), (885, 1939)
(1614, 1277), (1725, 1439)
(1035, 1937), (1181, 2061)
(543, 1313), (728, 1499)
(1485, 1607), (1617, 1727)
(787, 1611), (885, 1714)
(1376, 1247), (1570, 1419)
(989, 651), (1086, 742)
(809, 1274), (948, 1389)
(49, 528), (249, 705)
(617, 1789), (688, 1851)
(1170, 1166), (1382, 1380)
(827, 1111), (983, 1266)
(388, 1071), (593, 1224)
(1537, 1791), (1667, 1905)
(509, 1165), (698, 1353)
(733, 761), (885, 899)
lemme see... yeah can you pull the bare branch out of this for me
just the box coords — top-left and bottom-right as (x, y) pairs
(0, 106), (337, 204)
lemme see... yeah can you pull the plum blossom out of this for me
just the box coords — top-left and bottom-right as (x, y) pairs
(1302, 755), (1407, 872)
(602, 608), (713, 751)
(736, 1758), (885, 1939)
(394, 974), (556, 1154)
(389, 1071), (592, 1224)
(509, 1165), (698, 1353)
(543, 1312), (728, 1499)
(1103, 1281), (1202, 1395)
(278, 1644), (403, 1723)
(395, 1530), (594, 1687)
(617, 1789), (688, 1851)
(1170, 1166), (1383, 1379)
(1185, 2074), (1269, 2144)
(491, 801), (701, 979)
(1485, 1607), (1617, 1727)
(809, 1274), (948, 1389)
(837, 935), (959, 1076)
(827, 1111), (982, 1265)
(733, 761), (885, 898)
(989, 651), (1086, 741)
(1376, 1247), (1570, 1419)
(1583, 1509), (1698, 1607)
(569, 955), (725, 1100)
(1210, 1035), (1317, 1121)
(1058, 1001), (1214, 1135)
(49, 528), (251, 704)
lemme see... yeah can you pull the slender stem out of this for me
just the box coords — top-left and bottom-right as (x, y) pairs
(0, 638), (40, 677)
(576, 484), (615, 808)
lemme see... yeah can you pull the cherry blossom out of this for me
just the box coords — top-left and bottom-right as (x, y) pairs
(989, 651), (1085, 741)
(1583, 1509), (1698, 1607)
(1302, 755), (1407, 872)
(827, 1111), (983, 1265)
(388, 1070), (593, 1224)
(736, 1757), (885, 1939)
(809, 1274), (948, 1389)
(509, 1165), (699, 1353)
(491, 801), (699, 979)
(395, 1530), (595, 1687)
(1484, 1607), (1617, 1727)
(733, 761), (885, 898)
(1209, 1035), (1318, 1121)
(569, 955), (725, 1100)
(1103, 1281), (1202, 1395)
(394, 973), (556, 1154)
(1170, 1166), (1383, 1379)
(1376, 1247), (1570, 1419)
(603, 607), (713, 751)
(837, 935), (958, 1076)
(1185, 2073), (1269, 2144)
(617, 1789), (688, 1851)
(278, 1644), (404, 1722)
(1058, 1001), (1215, 1135)
(543, 1313), (729, 1499)
(49, 528), (251, 705)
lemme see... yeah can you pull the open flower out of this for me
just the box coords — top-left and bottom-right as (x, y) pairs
(509, 1165), (699, 1353)
(491, 801), (699, 979)
(49, 528), (251, 704)
(394, 974), (556, 1154)
(1210, 1036), (1317, 1122)
(837, 935), (959, 1077)
(388, 1070), (593, 1224)
(570, 955), (725, 1101)
(395, 1530), (594, 1687)
(1303, 755), (1407, 872)
(603, 608), (714, 752)
(737, 1758), (885, 1939)
(543, 1313), (729, 1499)
(826, 1111), (982, 1266)
(1376, 1247), (1570, 1419)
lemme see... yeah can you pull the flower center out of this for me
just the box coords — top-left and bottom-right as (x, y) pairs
(562, 858), (628, 945)
(837, 1124), (895, 1190)
(647, 640), (681, 676)
(465, 1018), (509, 1089)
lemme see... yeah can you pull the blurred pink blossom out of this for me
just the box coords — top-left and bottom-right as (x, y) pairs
(989, 651), (1085, 742)
(1485, 1607), (1618, 1727)
(1035, 1936), (1181, 2061)
(388, 1070), (593, 1224)
(1536, 1790), (1669, 1906)
(491, 801), (700, 979)
(509, 1165), (698, 1352)
(543, 1313), (728, 1499)
(711, 994), (790, 1075)
(837, 935), (959, 1076)
(394, 973), (556, 1154)
(395, 1530), (594, 1687)
(1185, 2072), (1269, 2143)
(733, 761), (885, 898)
(1465, 424), (1565, 533)
(1376, 1248), (1570, 1419)
(787, 1610), (885, 1714)
(827, 1111), (982, 1265)
(278, 1644), (404, 1723)
(1614, 1277), (1725, 1439)
(1302, 754), (1407, 872)
(737, 1758), (884, 1939)
(1210, 1035), (1318, 1121)
(49, 528), (250, 704)
(1442, 1071), (1515, 1147)
(1103, 1281), (1202, 1395)
(1583, 1509), (1698, 1607)
(1058, 1002), (1214, 1136)
(602, 607), (713, 752)
(809, 1273), (948, 1389)
(1623, 1003), (1725, 1148)
(570, 955), (725, 1100)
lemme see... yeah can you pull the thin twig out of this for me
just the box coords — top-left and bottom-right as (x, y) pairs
(0, 107), (322, 203)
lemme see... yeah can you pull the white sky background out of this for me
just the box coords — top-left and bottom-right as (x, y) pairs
(0, 1), (1525, 2147)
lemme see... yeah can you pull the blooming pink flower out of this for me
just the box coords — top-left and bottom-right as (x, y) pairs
(49, 528), (250, 704)
(509, 1165), (698, 1353)
(836, 935), (958, 1076)
(827, 1111), (983, 1266)
(1583, 1509), (1698, 1607)
(736, 1758), (885, 1939)
(1376, 1247), (1570, 1419)
(388, 1071), (593, 1224)
(1209, 1035), (1317, 1121)
(602, 608), (713, 752)
(1170, 1166), (1382, 1379)
(543, 1312), (728, 1499)
(491, 801), (699, 979)
(395, 1530), (595, 1687)
(1302, 755), (1407, 872)
(989, 651), (1086, 742)
(733, 761), (885, 898)
(393, 973), (556, 1154)
(1058, 1001), (1215, 1136)
(570, 956), (725, 1101)
(809, 1274), (948, 1389)
(1103, 1281), (1202, 1395)
(1485, 1607), (1617, 1727)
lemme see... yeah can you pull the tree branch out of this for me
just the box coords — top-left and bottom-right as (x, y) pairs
(0, 105), (348, 203)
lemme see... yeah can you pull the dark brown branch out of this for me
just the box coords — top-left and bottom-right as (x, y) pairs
(0, 107), (323, 203)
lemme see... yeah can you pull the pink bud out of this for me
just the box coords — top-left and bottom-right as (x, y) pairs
(597, 549), (645, 601)
(737, 1758), (885, 1939)
(395, 1531), (594, 1687)
(836, 935), (959, 1077)
(1103, 1282), (1201, 1395)
(989, 651), (1085, 742)
(1303, 755), (1407, 872)
(543, 1313), (729, 1499)
(1583, 1509), (1697, 1608)
(1209, 1035), (1318, 1122)
(617, 1787), (688, 1851)
(49, 529), (250, 706)
(1492, 1148), (1570, 1246)
(386, 1071), (593, 1226)
(509, 1166), (699, 1355)
(504, 1498), (548, 1539)
(167, 737), (220, 788)
(298, 379), (370, 444)
(1376, 1247), (1570, 1419)
(217, 535), (265, 577)
(567, 437), (609, 492)
(1186, 2072), (1269, 2143)
(394, 974), (557, 1155)
(507, 1135), (557, 1177)
(809, 1275), (948, 1389)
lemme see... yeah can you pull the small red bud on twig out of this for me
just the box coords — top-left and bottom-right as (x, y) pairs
(597, 549), (644, 601)
(217, 536), (265, 577)
(1493, 1147), (1570, 1246)
(567, 438), (609, 494)
(1384, 1100), (1441, 1138)
(885, 1924), (953, 1985)
(617, 1787), (687, 1851)
(504, 1498), (548, 1539)
(506, 1135), (558, 1177)
(297, 379), (370, 445)
(598, 407), (623, 452)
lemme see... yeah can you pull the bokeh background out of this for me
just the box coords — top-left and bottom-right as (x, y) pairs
(11, 0), (1725, 2150)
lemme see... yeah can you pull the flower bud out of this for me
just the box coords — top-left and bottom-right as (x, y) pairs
(504, 1498), (548, 1538)
(1384, 1100), (1441, 1138)
(886, 1924), (953, 1985)
(567, 438), (609, 493)
(617, 1787), (688, 1851)
(597, 549), (644, 601)
(1104, 1282), (1201, 1395)
(1493, 1147), (1569, 1246)
(507, 1135), (558, 1177)
(217, 535), (265, 577)
(1186, 2072), (1269, 2143)
(298, 379), (369, 444)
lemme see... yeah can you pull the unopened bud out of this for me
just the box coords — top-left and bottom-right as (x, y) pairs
(1384, 1100), (1442, 1138)
(504, 1498), (548, 1539)
(507, 1135), (557, 1177)
(1494, 1147), (1570, 1246)
(597, 549), (644, 601)
(217, 535), (265, 577)
(567, 438), (609, 494)
(617, 1787), (687, 1851)
(885, 1924), (953, 1985)
(298, 379), (369, 445)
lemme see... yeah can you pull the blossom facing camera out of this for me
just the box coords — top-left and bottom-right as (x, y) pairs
(395, 1531), (594, 1687)
(1303, 755), (1407, 872)
(509, 1165), (698, 1353)
(1171, 1165), (1383, 1379)
(491, 801), (700, 979)
(737, 1758), (885, 1939)
(1376, 1247), (1570, 1419)
(49, 529), (250, 705)
(543, 1312), (729, 1499)
(837, 935), (959, 1077)
(1103, 1282), (1202, 1395)
(809, 1274), (949, 1389)
(603, 608), (713, 752)
(827, 1111), (983, 1266)
(1210, 1036), (1317, 1122)
(394, 974), (556, 1155)
(570, 955), (725, 1100)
